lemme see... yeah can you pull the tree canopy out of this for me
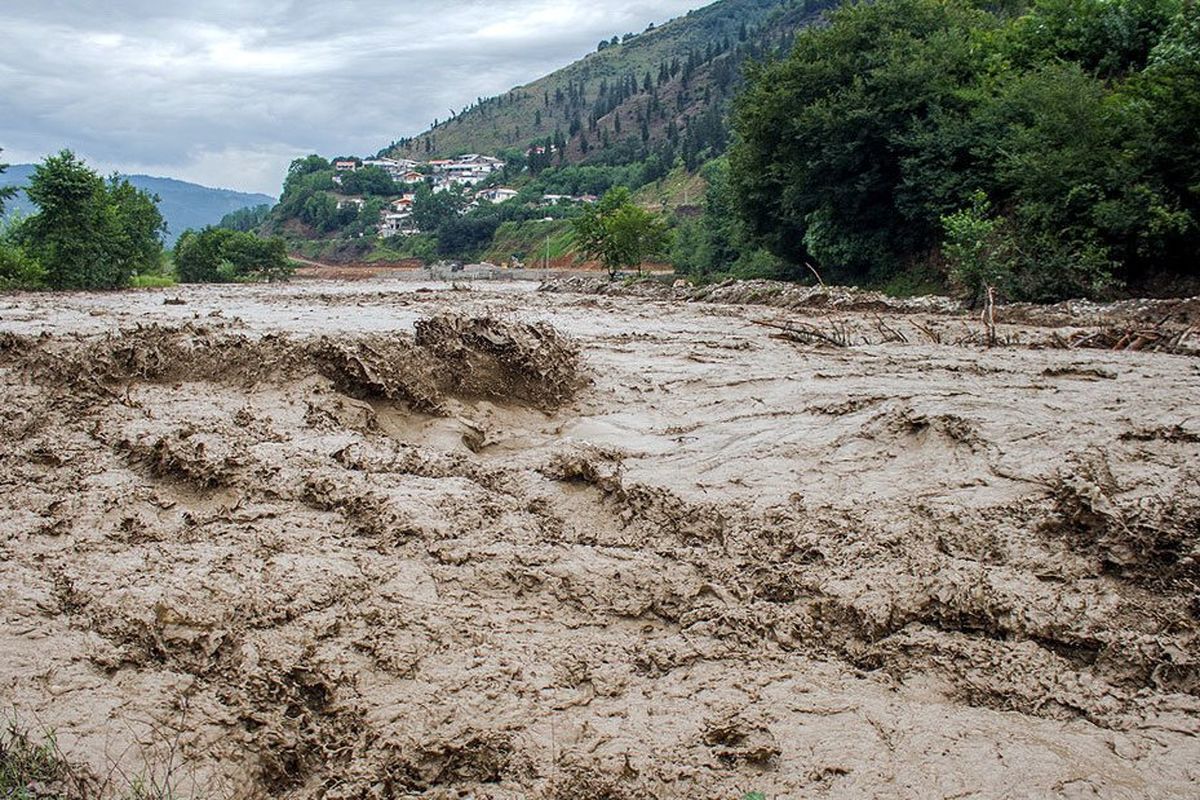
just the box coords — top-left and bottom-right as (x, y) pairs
(572, 187), (671, 278)
(19, 150), (166, 289)
(175, 227), (292, 283)
(729, 0), (1199, 299)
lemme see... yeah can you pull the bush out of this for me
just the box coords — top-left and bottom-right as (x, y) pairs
(942, 191), (1117, 303)
(130, 274), (177, 288)
(175, 228), (293, 283)
(941, 192), (1012, 304)
(0, 240), (45, 289)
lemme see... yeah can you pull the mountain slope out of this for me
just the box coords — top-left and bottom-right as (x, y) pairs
(385, 0), (835, 167)
(1, 165), (275, 246)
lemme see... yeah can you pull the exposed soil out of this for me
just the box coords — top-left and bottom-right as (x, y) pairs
(1, 279), (1198, 799)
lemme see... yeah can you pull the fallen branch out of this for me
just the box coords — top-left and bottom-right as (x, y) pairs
(751, 318), (850, 348)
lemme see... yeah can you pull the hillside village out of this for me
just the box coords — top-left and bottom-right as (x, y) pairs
(330, 153), (597, 238)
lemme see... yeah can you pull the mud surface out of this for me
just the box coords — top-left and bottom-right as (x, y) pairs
(1, 280), (1199, 798)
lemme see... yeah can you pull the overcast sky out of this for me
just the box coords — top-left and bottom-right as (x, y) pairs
(1, 1), (705, 196)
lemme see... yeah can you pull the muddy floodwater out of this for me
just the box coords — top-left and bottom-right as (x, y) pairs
(1, 279), (1198, 798)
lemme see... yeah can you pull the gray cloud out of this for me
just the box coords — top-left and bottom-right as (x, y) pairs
(1, 1), (703, 194)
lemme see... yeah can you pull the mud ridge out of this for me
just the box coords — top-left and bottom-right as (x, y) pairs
(0, 314), (585, 415)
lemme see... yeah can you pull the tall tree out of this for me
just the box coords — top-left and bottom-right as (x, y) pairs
(23, 150), (166, 289)
(572, 187), (671, 278)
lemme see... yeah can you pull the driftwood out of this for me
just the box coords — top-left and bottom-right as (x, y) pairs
(1053, 325), (1197, 355)
(751, 318), (851, 348)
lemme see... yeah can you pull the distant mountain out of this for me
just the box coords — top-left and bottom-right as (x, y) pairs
(384, 0), (834, 166)
(0, 164), (275, 246)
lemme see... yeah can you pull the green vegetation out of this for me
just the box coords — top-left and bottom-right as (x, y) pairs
(0, 216), (46, 289)
(1, 718), (183, 799)
(217, 203), (271, 232)
(729, 0), (1200, 300)
(572, 187), (671, 277)
(0, 150), (290, 291)
(386, 0), (831, 166)
(671, 158), (788, 279)
(175, 227), (292, 283)
(1, 722), (71, 799)
(1, 150), (166, 290)
(482, 218), (575, 266)
(369, 234), (438, 263)
(130, 274), (178, 288)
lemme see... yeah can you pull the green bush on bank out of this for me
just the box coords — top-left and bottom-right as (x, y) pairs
(175, 227), (293, 283)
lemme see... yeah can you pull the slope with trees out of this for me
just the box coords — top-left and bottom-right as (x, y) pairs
(385, 0), (832, 170)
(727, 0), (1199, 300)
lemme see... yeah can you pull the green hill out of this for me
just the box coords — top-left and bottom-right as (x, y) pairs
(1, 165), (275, 246)
(385, 0), (835, 168)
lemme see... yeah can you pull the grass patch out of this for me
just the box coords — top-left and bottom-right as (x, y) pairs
(482, 219), (576, 266)
(874, 264), (946, 298)
(1, 722), (71, 799)
(1, 718), (186, 800)
(368, 234), (438, 263)
(130, 274), (177, 289)
(633, 165), (708, 212)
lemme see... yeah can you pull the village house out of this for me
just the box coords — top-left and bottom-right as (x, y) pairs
(334, 195), (366, 210)
(378, 211), (419, 237)
(362, 157), (421, 180)
(455, 154), (504, 172)
(478, 187), (519, 203)
(333, 160), (359, 172)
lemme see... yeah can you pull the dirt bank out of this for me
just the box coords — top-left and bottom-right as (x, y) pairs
(1, 280), (1198, 798)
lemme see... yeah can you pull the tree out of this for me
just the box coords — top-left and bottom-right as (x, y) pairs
(339, 165), (396, 196)
(22, 150), (165, 289)
(572, 187), (671, 278)
(174, 228), (227, 283)
(730, 0), (992, 282)
(283, 154), (331, 196)
(727, 0), (1196, 297)
(218, 204), (271, 232)
(411, 183), (467, 233)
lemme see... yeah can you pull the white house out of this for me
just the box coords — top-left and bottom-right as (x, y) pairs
(364, 157), (422, 180)
(379, 211), (419, 237)
(390, 194), (416, 212)
(478, 187), (519, 203)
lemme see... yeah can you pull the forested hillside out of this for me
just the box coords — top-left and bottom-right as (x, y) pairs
(269, 0), (1198, 302)
(385, 0), (832, 170)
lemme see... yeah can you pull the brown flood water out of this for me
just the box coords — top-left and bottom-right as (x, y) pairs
(1, 278), (1198, 798)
